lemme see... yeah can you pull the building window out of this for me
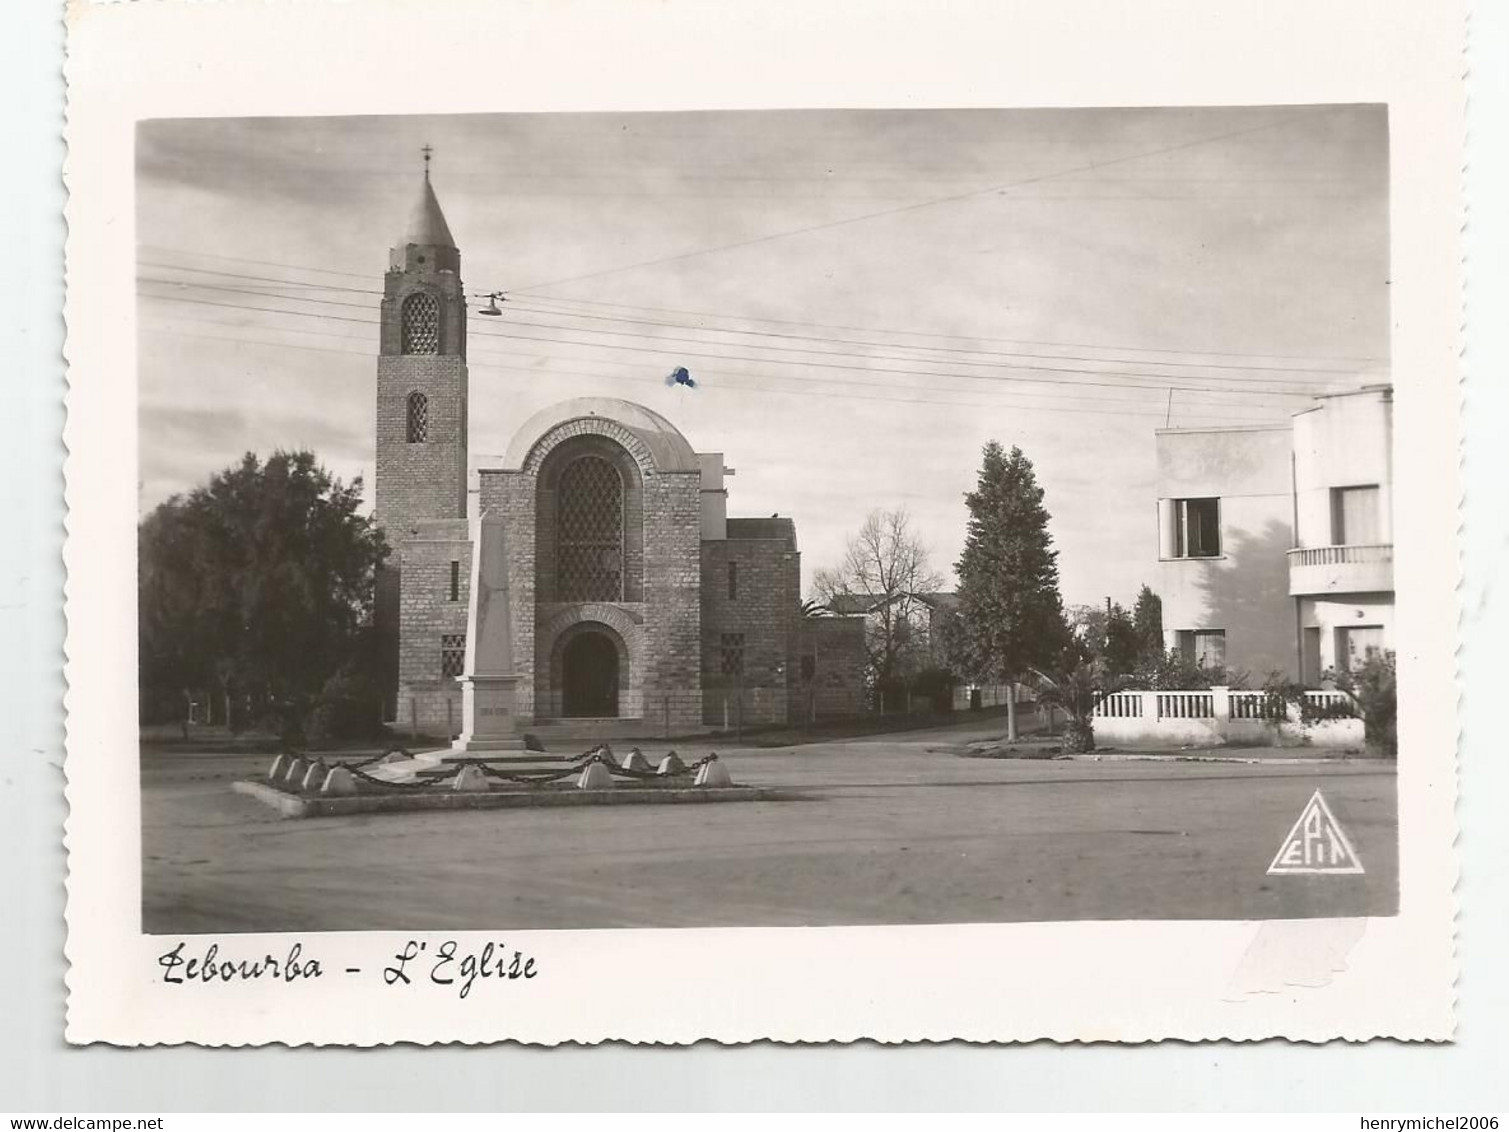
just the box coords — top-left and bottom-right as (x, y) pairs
(720, 633), (745, 677)
(401, 292), (440, 355)
(440, 633), (466, 678)
(406, 391), (428, 444)
(1177, 629), (1226, 668)
(727, 560), (738, 601)
(1172, 497), (1221, 558)
(448, 559), (460, 602)
(557, 455), (624, 601)
(1336, 625), (1384, 671)
(1331, 485), (1381, 545)
(800, 653), (816, 682)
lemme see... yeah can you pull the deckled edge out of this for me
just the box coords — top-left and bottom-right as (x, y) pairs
(1449, 0), (1470, 1044)
(60, 0), (81, 1047)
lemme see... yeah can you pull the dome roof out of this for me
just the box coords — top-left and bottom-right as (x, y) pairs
(504, 397), (700, 473)
(400, 173), (455, 248)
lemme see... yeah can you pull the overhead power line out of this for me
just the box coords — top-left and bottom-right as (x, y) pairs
(140, 323), (1290, 426)
(141, 261), (1363, 380)
(510, 289), (1385, 366)
(493, 298), (1360, 379)
(138, 272), (1342, 392)
(139, 250), (1384, 367)
(143, 307), (1297, 420)
(138, 285), (1333, 401)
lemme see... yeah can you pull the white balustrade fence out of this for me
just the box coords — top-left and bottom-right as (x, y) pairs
(1096, 692), (1144, 719)
(1155, 691), (1214, 719)
(1286, 543), (1392, 568)
(1091, 686), (1364, 748)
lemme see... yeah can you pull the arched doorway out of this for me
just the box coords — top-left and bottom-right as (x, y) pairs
(562, 630), (620, 718)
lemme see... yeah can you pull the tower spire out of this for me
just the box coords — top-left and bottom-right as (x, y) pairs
(398, 146), (455, 249)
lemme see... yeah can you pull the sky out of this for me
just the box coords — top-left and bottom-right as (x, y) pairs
(135, 106), (1389, 608)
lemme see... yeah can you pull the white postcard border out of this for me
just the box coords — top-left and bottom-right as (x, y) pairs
(62, 0), (1462, 1045)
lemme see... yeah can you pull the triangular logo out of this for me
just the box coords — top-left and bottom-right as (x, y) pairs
(1267, 789), (1365, 875)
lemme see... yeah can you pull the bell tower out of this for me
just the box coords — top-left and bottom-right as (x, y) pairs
(374, 149), (470, 718)
(375, 148), (469, 532)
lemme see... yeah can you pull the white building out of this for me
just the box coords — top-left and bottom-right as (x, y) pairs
(1154, 385), (1394, 684)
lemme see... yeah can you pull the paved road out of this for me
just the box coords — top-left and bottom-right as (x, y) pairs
(141, 718), (1397, 933)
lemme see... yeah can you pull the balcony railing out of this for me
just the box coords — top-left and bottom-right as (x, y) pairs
(1287, 544), (1392, 567)
(1287, 543), (1393, 595)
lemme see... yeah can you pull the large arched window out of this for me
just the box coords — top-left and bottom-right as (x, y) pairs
(557, 455), (624, 601)
(400, 292), (440, 355)
(406, 391), (428, 443)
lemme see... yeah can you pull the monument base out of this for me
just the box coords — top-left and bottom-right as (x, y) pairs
(451, 673), (526, 754)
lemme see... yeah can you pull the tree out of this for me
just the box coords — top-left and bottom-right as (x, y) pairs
(951, 442), (1067, 739)
(1102, 603), (1140, 676)
(1065, 601), (1137, 676)
(138, 450), (389, 741)
(1030, 658), (1132, 753)
(1131, 584), (1164, 669)
(1065, 603), (1109, 657)
(812, 508), (943, 711)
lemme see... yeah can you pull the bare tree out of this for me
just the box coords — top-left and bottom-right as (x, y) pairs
(813, 508), (944, 711)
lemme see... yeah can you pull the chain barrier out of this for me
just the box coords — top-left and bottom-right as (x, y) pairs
(288, 744), (723, 793)
(342, 763), (452, 791)
(334, 746), (413, 769)
(599, 751), (719, 780)
(477, 763), (589, 785)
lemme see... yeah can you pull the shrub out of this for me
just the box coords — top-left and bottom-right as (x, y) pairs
(1332, 651), (1398, 757)
(1135, 649), (1250, 691)
(1258, 672), (1357, 738)
(304, 666), (385, 747)
(1029, 659), (1130, 754)
(910, 666), (958, 712)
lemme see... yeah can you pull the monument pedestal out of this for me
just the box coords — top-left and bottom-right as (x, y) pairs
(449, 674), (526, 754)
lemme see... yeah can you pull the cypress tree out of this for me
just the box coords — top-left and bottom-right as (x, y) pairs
(953, 442), (1066, 738)
(1131, 583), (1165, 669)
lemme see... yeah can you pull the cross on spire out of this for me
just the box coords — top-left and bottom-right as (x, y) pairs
(421, 144), (433, 179)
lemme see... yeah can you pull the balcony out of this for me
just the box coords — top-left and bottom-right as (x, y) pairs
(1287, 543), (1393, 596)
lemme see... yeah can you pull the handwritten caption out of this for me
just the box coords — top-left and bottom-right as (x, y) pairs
(158, 939), (539, 999)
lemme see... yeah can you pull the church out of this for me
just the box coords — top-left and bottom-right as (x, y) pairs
(372, 165), (866, 738)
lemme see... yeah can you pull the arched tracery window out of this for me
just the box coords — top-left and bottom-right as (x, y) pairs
(557, 455), (624, 601)
(401, 292), (440, 355)
(406, 391), (428, 443)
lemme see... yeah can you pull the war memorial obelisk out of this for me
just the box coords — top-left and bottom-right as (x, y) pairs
(450, 513), (525, 754)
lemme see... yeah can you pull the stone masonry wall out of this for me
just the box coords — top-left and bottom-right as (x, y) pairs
(477, 470), (537, 721)
(701, 535), (801, 726)
(395, 518), (471, 739)
(374, 355), (469, 538)
(639, 472), (704, 732)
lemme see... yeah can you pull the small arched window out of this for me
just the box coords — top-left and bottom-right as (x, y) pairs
(406, 391), (428, 443)
(401, 292), (440, 355)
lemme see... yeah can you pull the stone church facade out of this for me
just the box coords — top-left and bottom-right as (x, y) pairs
(373, 170), (864, 738)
